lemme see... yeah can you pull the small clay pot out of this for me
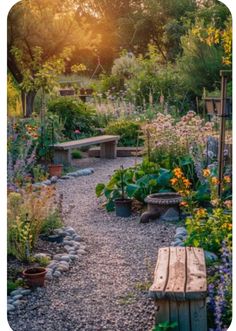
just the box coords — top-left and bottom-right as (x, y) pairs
(115, 198), (132, 218)
(23, 267), (47, 288)
(48, 164), (63, 177)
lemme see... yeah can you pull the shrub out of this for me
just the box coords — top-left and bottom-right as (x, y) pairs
(105, 119), (142, 147)
(48, 97), (97, 139)
(40, 211), (63, 235)
(71, 149), (82, 159)
(7, 186), (56, 261)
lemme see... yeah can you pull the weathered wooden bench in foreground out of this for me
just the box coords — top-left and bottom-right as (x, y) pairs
(53, 135), (120, 165)
(149, 246), (207, 331)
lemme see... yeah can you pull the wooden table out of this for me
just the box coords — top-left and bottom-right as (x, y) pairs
(149, 246), (207, 331)
(52, 135), (120, 165)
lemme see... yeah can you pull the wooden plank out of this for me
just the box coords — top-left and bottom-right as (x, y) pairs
(88, 146), (143, 158)
(165, 247), (186, 300)
(53, 135), (120, 150)
(169, 301), (179, 331)
(190, 299), (207, 331)
(100, 141), (117, 159)
(53, 149), (71, 165)
(185, 247), (207, 300)
(149, 247), (170, 299)
(178, 301), (190, 331)
(155, 300), (170, 325)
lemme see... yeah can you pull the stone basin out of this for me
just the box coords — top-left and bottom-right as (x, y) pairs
(140, 192), (182, 223)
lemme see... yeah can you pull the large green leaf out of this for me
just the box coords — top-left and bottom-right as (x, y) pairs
(95, 183), (105, 197)
(106, 199), (115, 212)
(126, 184), (139, 197)
(157, 169), (172, 187)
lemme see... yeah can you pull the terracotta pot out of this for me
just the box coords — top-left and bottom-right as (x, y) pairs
(48, 164), (63, 177)
(23, 267), (47, 288)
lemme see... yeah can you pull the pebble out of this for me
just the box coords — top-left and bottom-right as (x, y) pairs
(10, 289), (23, 297)
(45, 272), (53, 280)
(12, 300), (23, 307)
(50, 176), (58, 183)
(73, 235), (81, 242)
(60, 256), (70, 262)
(7, 304), (15, 312)
(53, 271), (61, 278)
(12, 294), (23, 301)
(42, 179), (52, 186)
(20, 289), (31, 295)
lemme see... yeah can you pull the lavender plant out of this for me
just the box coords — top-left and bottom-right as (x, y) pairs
(207, 240), (232, 331)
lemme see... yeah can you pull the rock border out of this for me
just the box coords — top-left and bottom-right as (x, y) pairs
(7, 226), (86, 314)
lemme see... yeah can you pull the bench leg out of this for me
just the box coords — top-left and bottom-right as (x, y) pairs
(100, 141), (117, 159)
(53, 149), (71, 165)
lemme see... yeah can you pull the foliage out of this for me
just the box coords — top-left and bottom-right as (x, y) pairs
(48, 97), (97, 139)
(7, 279), (25, 295)
(7, 73), (22, 117)
(34, 256), (51, 267)
(105, 119), (142, 147)
(40, 211), (63, 236)
(207, 240), (232, 330)
(32, 164), (48, 182)
(7, 186), (56, 261)
(152, 321), (178, 331)
(71, 150), (82, 159)
(185, 208), (232, 254)
(96, 161), (173, 211)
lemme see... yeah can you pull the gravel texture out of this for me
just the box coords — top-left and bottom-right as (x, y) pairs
(8, 157), (176, 331)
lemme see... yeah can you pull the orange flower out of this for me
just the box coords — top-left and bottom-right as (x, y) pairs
(170, 178), (178, 185)
(228, 224), (232, 230)
(173, 167), (183, 178)
(224, 176), (231, 183)
(224, 200), (232, 209)
(183, 178), (191, 188)
(180, 201), (188, 207)
(211, 177), (219, 185)
(203, 169), (211, 177)
(196, 208), (207, 217)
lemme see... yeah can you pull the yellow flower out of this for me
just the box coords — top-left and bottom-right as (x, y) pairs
(196, 208), (207, 218)
(211, 177), (219, 185)
(224, 176), (231, 183)
(203, 169), (211, 177)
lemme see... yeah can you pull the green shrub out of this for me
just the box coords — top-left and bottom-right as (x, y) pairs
(71, 150), (82, 159)
(105, 119), (142, 147)
(48, 97), (97, 139)
(35, 256), (51, 267)
(40, 211), (63, 235)
(7, 279), (25, 295)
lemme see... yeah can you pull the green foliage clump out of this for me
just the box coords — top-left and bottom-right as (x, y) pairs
(48, 97), (97, 139)
(7, 279), (25, 295)
(96, 161), (173, 211)
(152, 321), (178, 331)
(35, 256), (51, 267)
(105, 119), (142, 147)
(40, 211), (63, 236)
(185, 208), (232, 254)
(71, 149), (82, 159)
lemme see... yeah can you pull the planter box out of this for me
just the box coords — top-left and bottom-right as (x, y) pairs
(204, 97), (232, 117)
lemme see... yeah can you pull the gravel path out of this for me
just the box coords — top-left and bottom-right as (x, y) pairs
(8, 157), (176, 331)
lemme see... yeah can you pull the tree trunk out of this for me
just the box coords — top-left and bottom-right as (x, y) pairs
(21, 90), (37, 117)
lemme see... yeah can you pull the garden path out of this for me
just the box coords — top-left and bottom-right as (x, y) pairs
(8, 157), (176, 331)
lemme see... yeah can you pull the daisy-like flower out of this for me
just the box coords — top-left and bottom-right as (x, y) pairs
(203, 168), (211, 177)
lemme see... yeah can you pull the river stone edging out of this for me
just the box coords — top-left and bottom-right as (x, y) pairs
(33, 168), (94, 187)
(7, 226), (85, 314)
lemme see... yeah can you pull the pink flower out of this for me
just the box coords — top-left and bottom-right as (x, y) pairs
(74, 129), (81, 134)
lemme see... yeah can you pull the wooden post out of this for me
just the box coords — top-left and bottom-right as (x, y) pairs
(217, 71), (231, 198)
(100, 141), (117, 159)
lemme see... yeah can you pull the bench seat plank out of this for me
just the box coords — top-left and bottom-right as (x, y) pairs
(53, 135), (120, 150)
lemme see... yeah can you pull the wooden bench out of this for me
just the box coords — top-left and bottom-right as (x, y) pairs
(53, 135), (120, 165)
(88, 146), (143, 158)
(149, 246), (207, 331)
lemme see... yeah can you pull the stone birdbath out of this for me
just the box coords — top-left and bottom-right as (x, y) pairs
(140, 192), (182, 223)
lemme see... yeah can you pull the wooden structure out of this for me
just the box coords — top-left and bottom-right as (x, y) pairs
(88, 146), (143, 158)
(52, 135), (120, 165)
(149, 247), (207, 331)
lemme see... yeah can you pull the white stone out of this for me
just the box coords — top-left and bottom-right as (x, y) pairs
(7, 304), (15, 312)
(53, 271), (61, 278)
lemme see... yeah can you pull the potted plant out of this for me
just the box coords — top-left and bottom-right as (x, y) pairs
(22, 267), (47, 288)
(114, 165), (132, 217)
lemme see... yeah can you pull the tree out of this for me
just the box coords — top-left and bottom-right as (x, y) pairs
(8, 0), (99, 116)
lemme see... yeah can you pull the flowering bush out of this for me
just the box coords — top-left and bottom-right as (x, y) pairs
(185, 208), (232, 254)
(142, 111), (213, 168)
(7, 185), (57, 261)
